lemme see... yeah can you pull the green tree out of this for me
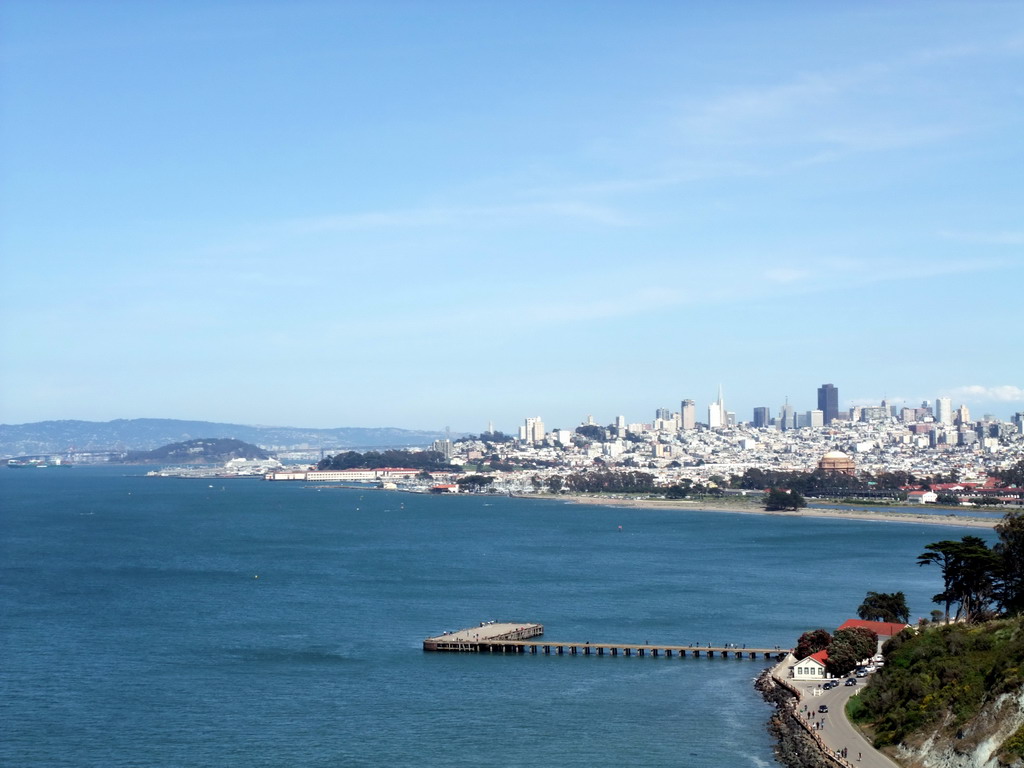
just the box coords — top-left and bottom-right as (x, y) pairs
(665, 480), (692, 499)
(918, 537), (999, 623)
(825, 627), (878, 677)
(918, 540), (964, 623)
(795, 629), (832, 659)
(574, 425), (605, 442)
(996, 511), (1024, 614)
(993, 459), (1024, 487)
(456, 474), (494, 492)
(857, 591), (910, 624)
(764, 487), (806, 511)
(952, 536), (1000, 622)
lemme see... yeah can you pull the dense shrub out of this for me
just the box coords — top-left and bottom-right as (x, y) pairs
(852, 617), (1024, 748)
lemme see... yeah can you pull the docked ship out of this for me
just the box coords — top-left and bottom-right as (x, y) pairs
(7, 457), (72, 468)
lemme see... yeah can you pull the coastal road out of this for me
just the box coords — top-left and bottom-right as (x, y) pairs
(790, 679), (901, 768)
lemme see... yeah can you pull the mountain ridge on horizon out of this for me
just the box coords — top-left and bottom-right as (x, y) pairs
(0, 418), (452, 456)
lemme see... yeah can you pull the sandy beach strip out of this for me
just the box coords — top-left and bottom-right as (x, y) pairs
(533, 494), (1004, 528)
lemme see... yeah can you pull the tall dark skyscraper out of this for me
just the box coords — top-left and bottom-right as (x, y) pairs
(817, 383), (839, 424)
(753, 406), (771, 428)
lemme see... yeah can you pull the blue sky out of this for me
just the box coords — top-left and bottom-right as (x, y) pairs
(2, 1), (1022, 432)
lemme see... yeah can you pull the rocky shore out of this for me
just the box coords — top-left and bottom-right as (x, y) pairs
(755, 668), (834, 768)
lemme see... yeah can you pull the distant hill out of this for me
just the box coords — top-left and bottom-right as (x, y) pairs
(125, 438), (271, 464)
(0, 418), (450, 457)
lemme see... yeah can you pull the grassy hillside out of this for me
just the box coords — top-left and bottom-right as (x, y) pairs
(124, 438), (270, 464)
(848, 616), (1024, 760)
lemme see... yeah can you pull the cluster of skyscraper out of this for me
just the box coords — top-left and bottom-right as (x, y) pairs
(515, 383), (1024, 445)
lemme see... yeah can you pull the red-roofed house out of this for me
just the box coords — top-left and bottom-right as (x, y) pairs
(790, 649), (829, 681)
(836, 619), (909, 654)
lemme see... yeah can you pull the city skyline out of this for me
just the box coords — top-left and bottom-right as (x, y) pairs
(2, 2), (1022, 431)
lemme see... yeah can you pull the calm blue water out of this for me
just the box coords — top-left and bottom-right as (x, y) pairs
(1, 467), (997, 767)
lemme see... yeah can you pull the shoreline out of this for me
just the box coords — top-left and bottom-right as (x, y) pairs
(533, 493), (1003, 529)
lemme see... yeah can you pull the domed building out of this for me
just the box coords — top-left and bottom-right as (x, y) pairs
(818, 449), (856, 476)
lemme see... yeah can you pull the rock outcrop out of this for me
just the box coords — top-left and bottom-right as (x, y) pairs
(756, 668), (833, 768)
(895, 690), (1024, 768)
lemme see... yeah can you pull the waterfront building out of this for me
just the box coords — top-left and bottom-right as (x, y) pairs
(835, 619), (909, 655)
(817, 383), (839, 425)
(790, 650), (829, 681)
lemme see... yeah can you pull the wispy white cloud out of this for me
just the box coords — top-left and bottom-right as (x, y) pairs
(945, 385), (1024, 403)
(939, 230), (1024, 246)
(763, 268), (810, 285)
(667, 33), (1022, 173)
(677, 74), (842, 146)
(287, 200), (635, 234)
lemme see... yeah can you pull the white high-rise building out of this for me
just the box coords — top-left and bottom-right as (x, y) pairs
(519, 416), (545, 444)
(936, 397), (953, 425)
(708, 402), (723, 429)
(707, 386), (726, 429)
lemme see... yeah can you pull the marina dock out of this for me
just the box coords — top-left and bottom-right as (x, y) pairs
(424, 622), (788, 660)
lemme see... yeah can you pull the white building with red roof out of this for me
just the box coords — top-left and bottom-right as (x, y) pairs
(790, 649), (829, 681)
(836, 619), (909, 654)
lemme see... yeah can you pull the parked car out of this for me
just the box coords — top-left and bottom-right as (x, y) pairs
(823, 680), (838, 690)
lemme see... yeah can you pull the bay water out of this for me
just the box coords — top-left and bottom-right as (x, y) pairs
(1, 467), (995, 767)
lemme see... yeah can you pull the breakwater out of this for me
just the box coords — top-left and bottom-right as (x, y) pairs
(756, 669), (834, 768)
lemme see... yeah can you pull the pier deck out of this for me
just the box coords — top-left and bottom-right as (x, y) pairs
(424, 623), (787, 660)
(423, 622), (544, 652)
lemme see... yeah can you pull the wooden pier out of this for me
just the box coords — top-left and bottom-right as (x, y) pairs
(424, 622), (788, 661)
(423, 622), (545, 652)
